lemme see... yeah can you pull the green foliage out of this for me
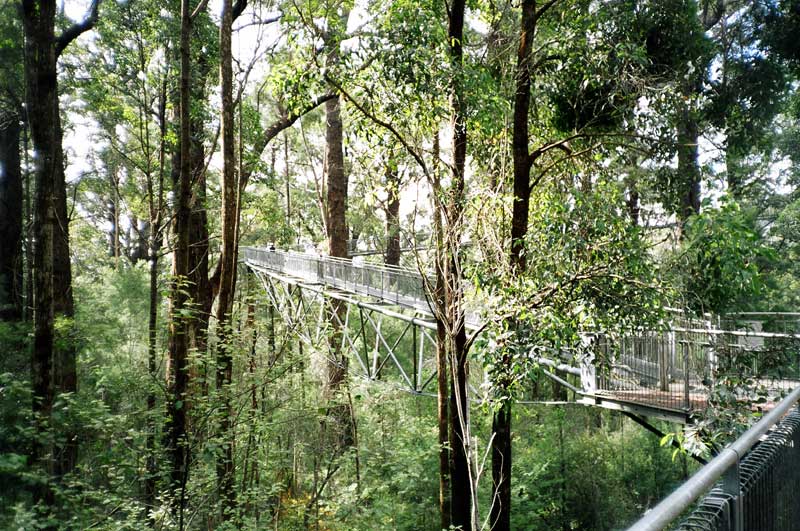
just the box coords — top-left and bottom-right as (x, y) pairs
(636, 0), (713, 79)
(678, 200), (773, 314)
(511, 407), (693, 530)
(477, 181), (664, 402)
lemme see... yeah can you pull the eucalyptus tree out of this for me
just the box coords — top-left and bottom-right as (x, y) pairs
(215, 0), (247, 520)
(485, 1), (671, 527)
(21, 0), (100, 511)
(166, 0), (195, 523)
(707, 4), (788, 199)
(331, 0), (481, 524)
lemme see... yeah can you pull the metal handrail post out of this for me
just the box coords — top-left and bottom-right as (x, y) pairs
(683, 341), (690, 411)
(721, 458), (743, 531)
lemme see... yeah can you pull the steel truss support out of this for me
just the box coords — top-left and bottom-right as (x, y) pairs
(248, 265), (441, 395)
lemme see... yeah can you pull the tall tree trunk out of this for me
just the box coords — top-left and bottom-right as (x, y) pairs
(444, 1), (475, 529)
(323, 8), (352, 447)
(626, 179), (640, 226)
(676, 81), (701, 233)
(325, 95), (348, 261)
(216, 0), (238, 520)
(509, 0), (536, 276)
(107, 161), (120, 261)
(167, 0), (193, 524)
(188, 43), (212, 386)
(22, 0), (94, 508)
(493, 1), (554, 527)
(384, 162), (401, 266)
(0, 114), (23, 321)
(144, 234), (161, 525)
(24, 120), (33, 322)
(432, 133), (451, 530)
(145, 74), (169, 528)
(676, 5), (723, 234)
(725, 147), (743, 199)
(22, 2), (59, 506)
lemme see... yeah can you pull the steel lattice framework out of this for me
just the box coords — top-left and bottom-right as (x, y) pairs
(246, 262), (486, 398)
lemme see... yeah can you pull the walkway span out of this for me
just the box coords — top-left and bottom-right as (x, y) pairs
(242, 246), (800, 423)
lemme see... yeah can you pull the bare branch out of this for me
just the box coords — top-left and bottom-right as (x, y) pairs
(55, 0), (101, 57)
(326, 75), (430, 179)
(240, 92), (337, 194)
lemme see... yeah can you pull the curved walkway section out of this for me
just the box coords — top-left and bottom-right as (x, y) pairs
(242, 247), (433, 315)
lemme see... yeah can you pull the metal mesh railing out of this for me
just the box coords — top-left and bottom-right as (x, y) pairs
(627, 385), (800, 531)
(675, 408), (800, 531)
(590, 318), (800, 412)
(242, 247), (433, 314)
(722, 313), (800, 335)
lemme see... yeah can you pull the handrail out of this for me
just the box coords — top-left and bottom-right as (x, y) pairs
(627, 384), (800, 531)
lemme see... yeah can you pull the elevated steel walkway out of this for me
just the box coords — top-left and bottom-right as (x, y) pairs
(242, 246), (800, 423)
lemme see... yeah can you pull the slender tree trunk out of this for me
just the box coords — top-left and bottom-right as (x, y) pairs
(432, 133), (451, 530)
(384, 162), (401, 266)
(216, 0), (238, 520)
(107, 162), (120, 261)
(676, 81), (701, 233)
(491, 2), (550, 526)
(0, 114), (23, 321)
(50, 84), (77, 489)
(167, 0), (193, 524)
(626, 180), (640, 226)
(725, 147), (743, 199)
(24, 120), (33, 322)
(676, 5), (723, 234)
(144, 235), (160, 525)
(188, 45), (212, 388)
(144, 72), (170, 528)
(509, 0), (536, 276)
(445, 1), (475, 528)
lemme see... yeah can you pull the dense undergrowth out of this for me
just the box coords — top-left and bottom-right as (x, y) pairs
(0, 267), (692, 531)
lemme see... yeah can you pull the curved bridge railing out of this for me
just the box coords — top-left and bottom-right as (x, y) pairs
(627, 384), (800, 531)
(242, 247), (433, 315)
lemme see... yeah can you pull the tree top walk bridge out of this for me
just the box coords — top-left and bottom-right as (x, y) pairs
(241, 246), (800, 425)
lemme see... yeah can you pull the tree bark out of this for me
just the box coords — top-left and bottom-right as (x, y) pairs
(166, 0), (193, 524)
(626, 179), (640, 226)
(0, 115), (23, 320)
(676, 5), (723, 233)
(384, 162), (401, 266)
(445, 1), (475, 529)
(322, 8), (353, 447)
(216, 0), (238, 520)
(509, 0), (536, 275)
(106, 160), (120, 262)
(325, 95), (349, 261)
(22, 2), (58, 506)
(144, 76), (169, 527)
(432, 133), (451, 530)
(188, 37), (212, 380)
(22, 0), (93, 507)
(676, 81), (701, 232)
